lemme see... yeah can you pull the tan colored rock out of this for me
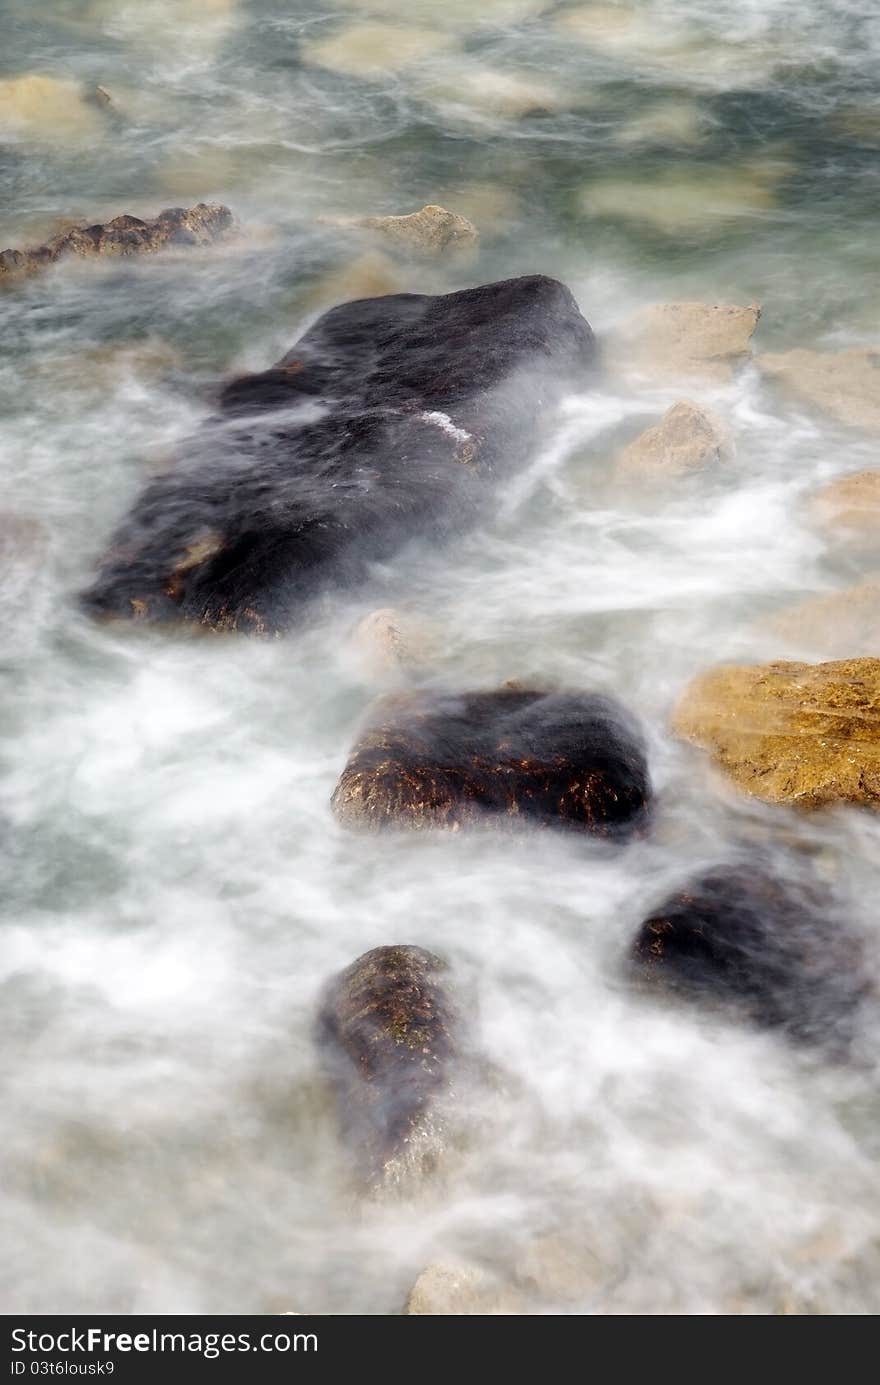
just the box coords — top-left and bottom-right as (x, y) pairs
(352, 608), (429, 677)
(405, 1263), (522, 1315)
(0, 74), (107, 144)
(810, 470), (880, 546)
(300, 22), (456, 78)
(615, 302), (761, 383)
(758, 349), (880, 433)
(0, 204), (233, 284)
(673, 657), (880, 810)
(763, 580), (880, 659)
(352, 204), (478, 257)
(615, 400), (729, 480)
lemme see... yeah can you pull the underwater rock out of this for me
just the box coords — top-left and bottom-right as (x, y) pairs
(580, 167), (776, 236)
(82, 275), (596, 632)
(613, 301), (761, 383)
(302, 251), (406, 311)
(758, 349), (880, 433)
(631, 864), (866, 1040)
(810, 470), (880, 545)
(317, 945), (456, 1194)
(673, 656), (880, 810)
(0, 74), (110, 145)
(300, 22), (456, 78)
(350, 204), (478, 257)
(615, 400), (728, 480)
(764, 579), (880, 659)
(352, 608), (429, 677)
(0, 204), (233, 284)
(331, 686), (650, 835)
(328, 0), (544, 30)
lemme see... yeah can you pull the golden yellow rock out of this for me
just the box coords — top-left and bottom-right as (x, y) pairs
(615, 400), (729, 479)
(405, 1263), (522, 1315)
(763, 580), (880, 659)
(615, 301), (761, 383)
(673, 657), (880, 810)
(300, 22), (456, 78)
(758, 349), (880, 433)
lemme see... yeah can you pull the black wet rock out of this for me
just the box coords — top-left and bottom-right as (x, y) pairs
(331, 686), (650, 837)
(317, 945), (456, 1194)
(631, 863), (868, 1041)
(81, 275), (596, 632)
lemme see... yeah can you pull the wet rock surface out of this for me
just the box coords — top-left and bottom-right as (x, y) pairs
(673, 656), (880, 809)
(316, 945), (456, 1194)
(809, 470), (880, 546)
(758, 348), (880, 433)
(765, 578), (880, 658)
(613, 301), (761, 383)
(615, 399), (728, 479)
(347, 204), (478, 257)
(0, 203), (233, 284)
(331, 686), (651, 835)
(82, 275), (596, 632)
(631, 864), (866, 1041)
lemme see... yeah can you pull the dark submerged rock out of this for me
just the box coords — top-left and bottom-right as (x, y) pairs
(331, 686), (650, 837)
(631, 864), (867, 1042)
(81, 275), (596, 632)
(0, 203), (233, 284)
(317, 945), (456, 1193)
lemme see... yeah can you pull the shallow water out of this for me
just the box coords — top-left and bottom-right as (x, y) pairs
(2, 0), (880, 1314)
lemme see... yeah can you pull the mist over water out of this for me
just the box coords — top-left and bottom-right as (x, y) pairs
(2, 0), (880, 1313)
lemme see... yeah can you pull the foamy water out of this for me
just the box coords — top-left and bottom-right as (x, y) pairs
(2, 0), (880, 1314)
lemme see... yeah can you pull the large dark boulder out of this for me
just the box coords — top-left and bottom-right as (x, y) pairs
(331, 686), (650, 837)
(81, 276), (596, 632)
(630, 864), (867, 1042)
(317, 945), (456, 1194)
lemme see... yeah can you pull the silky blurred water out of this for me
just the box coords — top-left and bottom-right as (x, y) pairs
(2, 0), (880, 1314)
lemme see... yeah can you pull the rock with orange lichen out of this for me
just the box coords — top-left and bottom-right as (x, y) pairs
(317, 945), (456, 1194)
(0, 203), (233, 284)
(331, 686), (650, 835)
(809, 470), (880, 547)
(673, 657), (880, 809)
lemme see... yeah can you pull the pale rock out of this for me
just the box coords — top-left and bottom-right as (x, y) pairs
(0, 74), (107, 144)
(352, 608), (430, 677)
(615, 400), (729, 480)
(327, 0), (544, 30)
(405, 1263), (522, 1315)
(351, 204), (478, 257)
(613, 100), (708, 148)
(613, 301), (761, 384)
(758, 349), (880, 433)
(763, 580), (880, 660)
(810, 470), (880, 546)
(579, 166), (777, 235)
(300, 23), (456, 78)
(419, 57), (568, 123)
